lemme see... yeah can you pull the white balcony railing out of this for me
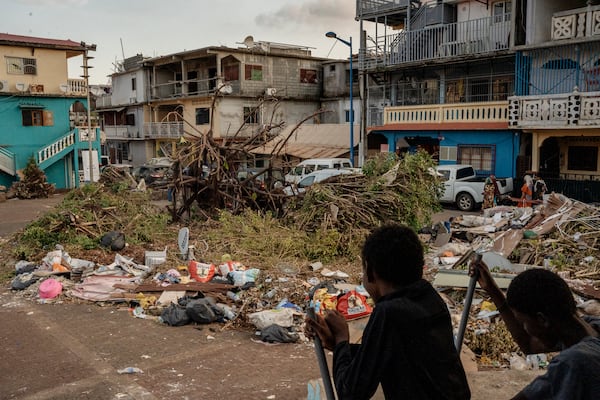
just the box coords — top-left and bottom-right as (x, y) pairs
(67, 79), (87, 96)
(552, 5), (600, 41)
(0, 147), (16, 176)
(38, 131), (75, 165)
(384, 101), (509, 126)
(145, 122), (184, 139)
(509, 91), (600, 128)
(96, 95), (112, 108)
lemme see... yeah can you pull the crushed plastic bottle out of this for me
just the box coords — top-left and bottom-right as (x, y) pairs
(117, 367), (143, 374)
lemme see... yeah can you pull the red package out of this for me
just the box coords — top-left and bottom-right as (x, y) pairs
(188, 260), (215, 283)
(336, 290), (372, 320)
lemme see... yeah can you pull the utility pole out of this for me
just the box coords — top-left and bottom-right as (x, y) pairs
(81, 42), (97, 183)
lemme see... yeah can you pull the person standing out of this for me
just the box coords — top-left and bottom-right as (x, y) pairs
(519, 175), (534, 207)
(306, 223), (471, 399)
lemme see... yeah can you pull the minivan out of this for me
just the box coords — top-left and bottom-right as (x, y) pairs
(283, 168), (357, 196)
(284, 158), (353, 184)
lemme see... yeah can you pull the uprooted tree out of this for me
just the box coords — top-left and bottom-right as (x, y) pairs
(156, 86), (443, 236)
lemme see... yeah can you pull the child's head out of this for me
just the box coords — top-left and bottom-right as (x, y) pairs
(507, 268), (576, 347)
(361, 223), (424, 297)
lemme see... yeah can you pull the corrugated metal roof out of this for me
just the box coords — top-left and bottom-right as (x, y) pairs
(252, 123), (359, 159)
(0, 33), (83, 50)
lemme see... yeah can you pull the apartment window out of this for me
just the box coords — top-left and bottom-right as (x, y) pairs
(245, 64), (263, 81)
(345, 69), (359, 83)
(458, 145), (495, 175)
(126, 114), (135, 126)
(300, 68), (318, 84)
(6, 57), (37, 75)
(243, 106), (261, 124)
(329, 65), (336, 72)
(195, 108), (210, 125)
(22, 109), (44, 126)
(223, 64), (239, 81)
(493, 1), (511, 23)
(131, 77), (136, 91)
(568, 146), (598, 171)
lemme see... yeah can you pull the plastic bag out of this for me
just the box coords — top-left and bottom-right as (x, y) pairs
(160, 303), (190, 326)
(260, 324), (299, 343)
(229, 268), (260, 287)
(188, 260), (215, 283)
(186, 298), (221, 324)
(100, 231), (126, 251)
(336, 290), (372, 320)
(248, 308), (295, 330)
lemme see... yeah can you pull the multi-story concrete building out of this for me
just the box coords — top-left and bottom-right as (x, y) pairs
(0, 33), (100, 189)
(98, 39), (338, 167)
(357, 0), (518, 178)
(509, 0), (600, 202)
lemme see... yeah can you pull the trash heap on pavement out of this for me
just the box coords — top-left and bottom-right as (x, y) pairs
(424, 192), (600, 368)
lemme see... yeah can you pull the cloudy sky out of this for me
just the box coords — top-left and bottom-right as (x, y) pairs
(2, 0), (360, 84)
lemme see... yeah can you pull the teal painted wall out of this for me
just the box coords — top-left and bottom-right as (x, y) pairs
(0, 95), (99, 189)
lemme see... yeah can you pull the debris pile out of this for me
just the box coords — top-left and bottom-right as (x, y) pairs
(10, 156), (55, 199)
(427, 192), (600, 367)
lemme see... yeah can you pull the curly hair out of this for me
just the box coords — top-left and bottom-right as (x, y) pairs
(506, 268), (576, 319)
(361, 223), (424, 286)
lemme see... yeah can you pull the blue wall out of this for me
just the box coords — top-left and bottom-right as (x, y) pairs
(377, 129), (519, 178)
(0, 95), (99, 189)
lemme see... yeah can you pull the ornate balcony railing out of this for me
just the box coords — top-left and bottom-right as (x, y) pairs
(145, 122), (184, 139)
(38, 131), (76, 166)
(552, 5), (600, 41)
(67, 79), (87, 96)
(384, 101), (509, 126)
(103, 125), (142, 139)
(508, 90), (600, 128)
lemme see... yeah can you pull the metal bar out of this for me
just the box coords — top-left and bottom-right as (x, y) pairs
(307, 307), (336, 400)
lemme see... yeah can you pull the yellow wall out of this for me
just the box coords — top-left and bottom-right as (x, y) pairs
(0, 45), (73, 94)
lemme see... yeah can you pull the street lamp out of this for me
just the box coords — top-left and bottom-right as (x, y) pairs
(326, 31), (354, 166)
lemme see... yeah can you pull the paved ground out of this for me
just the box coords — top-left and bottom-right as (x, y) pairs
(0, 195), (542, 399)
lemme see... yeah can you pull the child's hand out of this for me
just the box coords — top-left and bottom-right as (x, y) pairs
(323, 310), (350, 346)
(305, 312), (336, 350)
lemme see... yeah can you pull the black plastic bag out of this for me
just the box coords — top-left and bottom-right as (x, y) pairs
(100, 231), (126, 251)
(260, 324), (299, 343)
(160, 303), (191, 326)
(186, 298), (222, 324)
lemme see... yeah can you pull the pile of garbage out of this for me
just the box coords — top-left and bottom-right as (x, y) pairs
(424, 192), (600, 367)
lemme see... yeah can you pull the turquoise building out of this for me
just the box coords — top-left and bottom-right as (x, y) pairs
(0, 33), (100, 190)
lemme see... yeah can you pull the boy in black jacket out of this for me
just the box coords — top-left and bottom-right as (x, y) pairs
(306, 223), (471, 399)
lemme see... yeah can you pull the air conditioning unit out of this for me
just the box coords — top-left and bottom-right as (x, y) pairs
(0, 80), (8, 92)
(265, 87), (277, 96)
(15, 82), (29, 92)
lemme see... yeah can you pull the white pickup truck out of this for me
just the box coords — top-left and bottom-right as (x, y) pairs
(436, 165), (514, 211)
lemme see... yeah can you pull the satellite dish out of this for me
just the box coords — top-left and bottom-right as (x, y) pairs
(243, 35), (255, 48)
(178, 227), (189, 259)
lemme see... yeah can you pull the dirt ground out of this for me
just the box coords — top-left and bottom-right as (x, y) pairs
(0, 195), (543, 399)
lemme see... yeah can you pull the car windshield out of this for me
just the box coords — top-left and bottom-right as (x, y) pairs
(298, 176), (315, 188)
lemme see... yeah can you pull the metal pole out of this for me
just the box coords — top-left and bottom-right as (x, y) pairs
(349, 37), (354, 167)
(307, 307), (336, 400)
(81, 43), (95, 183)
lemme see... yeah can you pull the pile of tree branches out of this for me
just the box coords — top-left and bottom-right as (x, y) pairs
(11, 157), (55, 199)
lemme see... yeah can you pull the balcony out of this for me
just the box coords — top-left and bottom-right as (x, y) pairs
(552, 5), (600, 41)
(509, 90), (600, 129)
(103, 125), (142, 140)
(96, 95), (112, 108)
(361, 14), (511, 69)
(145, 122), (183, 139)
(383, 101), (509, 128)
(67, 79), (87, 96)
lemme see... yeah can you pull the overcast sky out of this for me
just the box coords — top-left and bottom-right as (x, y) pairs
(2, 0), (360, 84)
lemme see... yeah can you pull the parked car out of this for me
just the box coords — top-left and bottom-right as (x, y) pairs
(146, 157), (173, 167)
(283, 168), (358, 196)
(436, 165), (514, 211)
(132, 165), (171, 186)
(284, 158), (357, 184)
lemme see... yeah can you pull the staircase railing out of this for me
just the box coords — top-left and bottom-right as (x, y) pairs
(37, 130), (76, 168)
(0, 147), (16, 176)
